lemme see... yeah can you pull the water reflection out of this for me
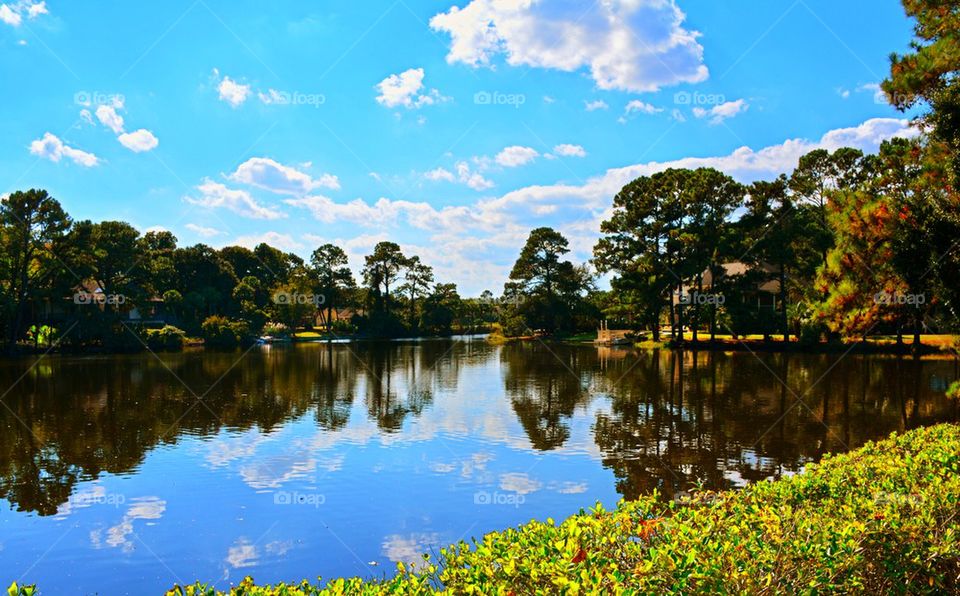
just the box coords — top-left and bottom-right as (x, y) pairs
(0, 339), (956, 520)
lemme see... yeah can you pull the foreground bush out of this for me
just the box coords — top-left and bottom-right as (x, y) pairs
(160, 423), (960, 595)
(200, 316), (253, 348)
(143, 325), (187, 351)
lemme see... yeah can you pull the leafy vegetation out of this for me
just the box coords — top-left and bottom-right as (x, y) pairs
(155, 423), (959, 595)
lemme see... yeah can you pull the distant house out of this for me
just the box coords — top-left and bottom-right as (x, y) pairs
(38, 281), (176, 326)
(673, 262), (782, 311)
(313, 307), (363, 329)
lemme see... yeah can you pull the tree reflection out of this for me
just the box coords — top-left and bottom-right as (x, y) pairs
(0, 341), (955, 515)
(501, 342), (593, 450)
(581, 348), (959, 500)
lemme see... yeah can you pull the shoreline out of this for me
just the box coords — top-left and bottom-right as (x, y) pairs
(148, 422), (960, 594)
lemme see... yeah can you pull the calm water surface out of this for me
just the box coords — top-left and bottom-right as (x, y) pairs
(0, 336), (957, 594)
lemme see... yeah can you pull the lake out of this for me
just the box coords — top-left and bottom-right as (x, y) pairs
(0, 337), (957, 594)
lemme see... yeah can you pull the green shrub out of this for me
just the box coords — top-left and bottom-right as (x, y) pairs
(164, 423), (960, 595)
(200, 316), (252, 348)
(143, 325), (186, 351)
(261, 322), (290, 338)
(6, 582), (36, 596)
(949, 381), (960, 401)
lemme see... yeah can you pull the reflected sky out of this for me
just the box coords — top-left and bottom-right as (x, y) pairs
(0, 338), (957, 594)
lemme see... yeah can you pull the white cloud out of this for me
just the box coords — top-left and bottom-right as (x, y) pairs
(185, 223), (223, 238)
(382, 533), (441, 564)
(375, 68), (447, 109)
(456, 160), (494, 190)
(0, 2), (47, 27)
(424, 167), (456, 182)
(495, 145), (538, 167)
(584, 99), (608, 112)
(499, 472), (542, 495)
(624, 100), (662, 115)
(430, 0), (708, 93)
(0, 4), (20, 26)
(553, 144), (587, 157)
(229, 157), (340, 195)
(210, 117), (917, 297)
(29, 133), (99, 167)
(218, 74), (251, 108)
(25, 0), (44, 17)
(95, 104), (125, 134)
(857, 82), (886, 104)
(693, 99), (748, 125)
(543, 95), (555, 104)
(257, 88), (286, 105)
(118, 129), (159, 152)
(185, 180), (284, 220)
(423, 162), (494, 189)
(233, 231), (303, 251)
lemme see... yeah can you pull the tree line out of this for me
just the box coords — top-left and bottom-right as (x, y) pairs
(2, 139), (957, 351)
(499, 0), (960, 347)
(0, 195), (507, 352)
(3, 0), (958, 352)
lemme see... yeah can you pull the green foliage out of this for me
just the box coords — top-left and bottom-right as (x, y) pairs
(505, 227), (594, 335)
(6, 583), (35, 596)
(200, 316), (252, 348)
(261, 322), (290, 338)
(884, 0), (960, 176)
(949, 381), (960, 401)
(167, 424), (960, 594)
(143, 325), (186, 351)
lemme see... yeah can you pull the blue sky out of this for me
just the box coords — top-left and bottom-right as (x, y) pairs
(1, 0), (921, 295)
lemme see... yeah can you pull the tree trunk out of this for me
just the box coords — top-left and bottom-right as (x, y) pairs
(780, 264), (789, 343)
(912, 306), (922, 351)
(668, 287), (676, 341)
(693, 273), (702, 343)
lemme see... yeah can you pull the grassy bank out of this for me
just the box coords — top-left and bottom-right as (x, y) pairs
(152, 423), (960, 594)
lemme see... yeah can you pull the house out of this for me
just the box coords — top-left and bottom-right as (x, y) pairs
(673, 262), (782, 311)
(37, 281), (176, 327)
